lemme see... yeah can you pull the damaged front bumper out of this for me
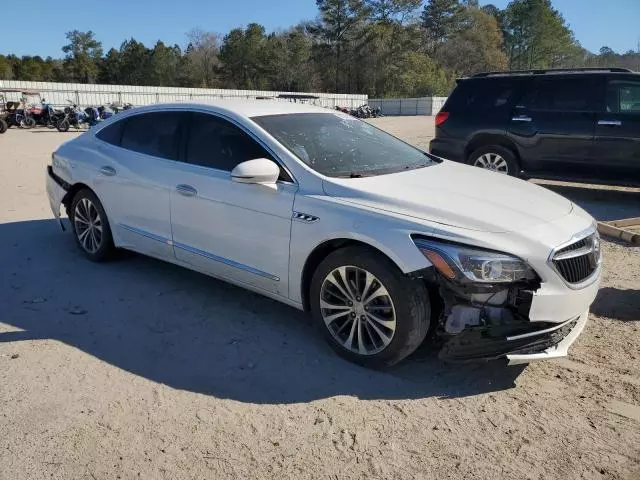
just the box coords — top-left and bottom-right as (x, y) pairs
(438, 310), (589, 364)
(505, 310), (588, 365)
(432, 268), (599, 364)
(46, 165), (69, 229)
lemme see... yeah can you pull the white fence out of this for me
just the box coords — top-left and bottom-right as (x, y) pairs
(368, 96), (448, 116)
(0, 80), (368, 109)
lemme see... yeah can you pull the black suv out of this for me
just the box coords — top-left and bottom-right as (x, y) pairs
(429, 68), (640, 185)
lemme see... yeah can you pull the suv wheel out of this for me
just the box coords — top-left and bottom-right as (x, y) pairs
(310, 247), (430, 368)
(468, 145), (518, 177)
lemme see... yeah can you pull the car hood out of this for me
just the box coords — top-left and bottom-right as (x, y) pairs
(322, 161), (573, 233)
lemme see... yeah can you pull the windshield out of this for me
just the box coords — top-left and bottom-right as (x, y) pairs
(252, 113), (437, 177)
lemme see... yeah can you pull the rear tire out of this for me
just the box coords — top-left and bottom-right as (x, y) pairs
(468, 145), (519, 177)
(70, 189), (114, 262)
(57, 120), (70, 132)
(310, 246), (430, 368)
(0, 119), (7, 134)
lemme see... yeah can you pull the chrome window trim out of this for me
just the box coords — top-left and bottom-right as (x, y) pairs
(93, 107), (298, 185)
(119, 223), (279, 281)
(546, 225), (601, 290)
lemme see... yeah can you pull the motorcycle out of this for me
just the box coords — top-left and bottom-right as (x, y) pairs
(108, 102), (134, 114)
(41, 101), (65, 128)
(56, 101), (102, 132)
(28, 100), (64, 128)
(98, 104), (115, 120)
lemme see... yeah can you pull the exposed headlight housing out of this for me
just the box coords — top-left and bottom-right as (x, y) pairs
(413, 238), (537, 284)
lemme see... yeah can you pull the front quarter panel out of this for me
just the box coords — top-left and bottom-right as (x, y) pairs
(288, 193), (437, 304)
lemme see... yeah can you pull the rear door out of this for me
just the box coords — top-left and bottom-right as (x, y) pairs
(508, 75), (598, 175)
(592, 75), (640, 181)
(92, 111), (186, 260)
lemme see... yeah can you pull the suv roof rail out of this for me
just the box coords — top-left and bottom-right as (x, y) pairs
(471, 67), (634, 78)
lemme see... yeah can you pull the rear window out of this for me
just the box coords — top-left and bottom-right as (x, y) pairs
(446, 78), (521, 111)
(120, 112), (184, 160)
(96, 120), (123, 146)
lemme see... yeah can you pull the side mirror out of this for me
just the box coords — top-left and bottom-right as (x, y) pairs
(231, 158), (280, 188)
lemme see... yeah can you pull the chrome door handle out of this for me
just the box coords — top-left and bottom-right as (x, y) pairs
(511, 116), (532, 122)
(176, 184), (197, 197)
(99, 166), (116, 176)
(598, 119), (622, 126)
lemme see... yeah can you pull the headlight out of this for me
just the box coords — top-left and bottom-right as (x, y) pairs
(413, 238), (536, 284)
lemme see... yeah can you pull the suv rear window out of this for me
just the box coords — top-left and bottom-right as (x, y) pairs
(447, 79), (521, 111)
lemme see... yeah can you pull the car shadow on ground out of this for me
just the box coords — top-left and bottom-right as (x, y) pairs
(538, 183), (640, 221)
(591, 287), (639, 321)
(0, 219), (525, 404)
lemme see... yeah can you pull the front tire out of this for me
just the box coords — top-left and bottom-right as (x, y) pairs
(70, 189), (114, 262)
(0, 118), (7, 134)
(21, 117), (36, 129)
(310, 247), (430, 368)
(468, 145), (519, 177)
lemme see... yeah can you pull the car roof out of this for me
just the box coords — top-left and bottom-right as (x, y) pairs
(141, 99), (331, 118)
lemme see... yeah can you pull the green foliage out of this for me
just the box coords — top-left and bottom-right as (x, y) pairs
(61, 30), (103, 82)
(435, 7), (508, 75)
(365, 0), (422, 22)
(502, 0), (578, 69)
(421, 0), (463, 51)
(312, 0), (371, 91)
(0, 4), (638, 98)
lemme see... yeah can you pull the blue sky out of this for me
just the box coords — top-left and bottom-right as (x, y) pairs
(1, 0), (638, 58)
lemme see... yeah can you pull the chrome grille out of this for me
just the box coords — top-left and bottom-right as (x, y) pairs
(551, 231), (601, 284)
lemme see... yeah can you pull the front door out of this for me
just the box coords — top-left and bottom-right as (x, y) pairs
(592, 76), (640, 182)
(169, 112), (296, 297)
(508, 76), (597, 176)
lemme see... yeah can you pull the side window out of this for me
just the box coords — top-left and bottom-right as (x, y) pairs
(606, 80), (640, 114)
(522, 78), (594, 111)
(452, 79), (518, 111)
(120, 112), (183, 160)
(185, 113), (292, 181)
(95, 120), (123, 146)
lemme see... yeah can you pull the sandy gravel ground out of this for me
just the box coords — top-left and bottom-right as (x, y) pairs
(1, 119), (639, 480)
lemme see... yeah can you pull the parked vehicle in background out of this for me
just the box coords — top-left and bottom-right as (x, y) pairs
(430, 68), (640, 186)
(0, 89), (50, 130)
(0, 91), (9, 133)
(19, 104), (37, 128)
(47, 100), (601, 368)
(98, 105), (115, 120)
(40, 100), (65, 128)
(56, 101), (103, 131)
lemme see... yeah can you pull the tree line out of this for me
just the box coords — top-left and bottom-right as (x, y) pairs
(1, 0), (638, 97)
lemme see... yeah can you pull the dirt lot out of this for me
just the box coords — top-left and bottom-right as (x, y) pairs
(1, 118), (639, 480)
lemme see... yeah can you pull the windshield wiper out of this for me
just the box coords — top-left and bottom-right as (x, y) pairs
(403, 163), (428, 171)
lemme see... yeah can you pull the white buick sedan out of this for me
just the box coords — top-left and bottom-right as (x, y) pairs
(46, 100), (601, 367)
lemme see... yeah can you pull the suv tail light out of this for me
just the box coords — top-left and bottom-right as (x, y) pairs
(435, 111), (449, 126)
